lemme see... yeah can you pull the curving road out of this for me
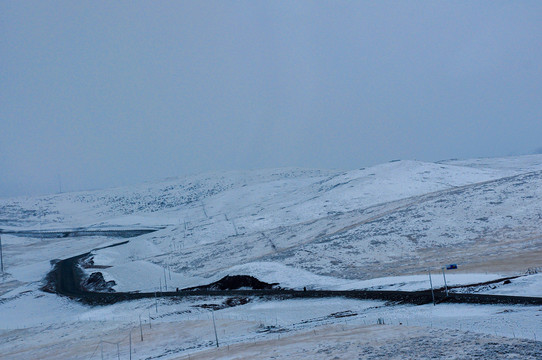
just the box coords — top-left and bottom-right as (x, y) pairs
(44, 242), (542, 307)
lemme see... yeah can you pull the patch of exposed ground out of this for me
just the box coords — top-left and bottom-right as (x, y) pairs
(176, 324), (542, 360)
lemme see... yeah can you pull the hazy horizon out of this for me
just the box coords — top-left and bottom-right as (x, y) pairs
(2, 1), (541, 198)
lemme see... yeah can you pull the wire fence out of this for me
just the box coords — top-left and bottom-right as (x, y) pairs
(85, 303), (541, 360)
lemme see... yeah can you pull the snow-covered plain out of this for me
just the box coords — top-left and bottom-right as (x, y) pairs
(1, 155), (541, 359)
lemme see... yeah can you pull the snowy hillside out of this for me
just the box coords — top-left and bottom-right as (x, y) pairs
(1, 155), (542, 359)
(2, 155), (542, 288)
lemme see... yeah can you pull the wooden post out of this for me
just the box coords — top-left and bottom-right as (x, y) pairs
(139, 315), (143, 341)
(428, 269), (435, 306)
(212, 311), (219, 348)
(442, 267), (449, 297)
(0, 235), (4, 273)
(164, 267), (167, 291)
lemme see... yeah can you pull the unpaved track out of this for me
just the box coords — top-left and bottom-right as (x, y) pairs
(46, 246), (542, 306)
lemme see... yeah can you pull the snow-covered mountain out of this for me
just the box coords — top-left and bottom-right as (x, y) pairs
(2, 155), (542, 291)
(2, 155), (542, 360)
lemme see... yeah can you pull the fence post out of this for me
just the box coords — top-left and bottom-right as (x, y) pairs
(212, 311), (219, 348)
(0, 235), (4, 274)
(441, 267), (449, 297)
(163, 267), (167, 291)
(428, 269), (435, 306)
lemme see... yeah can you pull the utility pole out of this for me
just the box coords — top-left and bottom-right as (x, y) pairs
(441, 267), (449, 297)
(428, 269), (435, 306)
(139, 315), (144, 341)
(39, 208), (43, 242)
(0, 235), (4, 274)
(201, 202), (208, 218)
(212, 311), (219, 348)
(231, 219), (239, 236)
(163, 267), (167, 291)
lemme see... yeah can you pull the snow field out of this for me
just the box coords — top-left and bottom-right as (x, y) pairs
(4, 294), (541, 359)
(1, 155), (542, 359)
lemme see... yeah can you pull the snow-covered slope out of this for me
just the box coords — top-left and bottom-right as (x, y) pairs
(1, 155), (542, 290)
(2, 155), (542, 360)
(1, 158), (527, 231)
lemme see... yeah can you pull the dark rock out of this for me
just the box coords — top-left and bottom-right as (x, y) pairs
(194, 297), (251, 311)
(83, 272), (116, 292)
(183, 275), (278, 291)
(225, 296), (251, 307)
(79, 255), (94, 268)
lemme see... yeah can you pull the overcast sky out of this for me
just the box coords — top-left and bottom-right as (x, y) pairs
(2, 1), (541, 197)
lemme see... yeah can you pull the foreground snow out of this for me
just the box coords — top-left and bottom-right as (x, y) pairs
(1, 290), (541, 359)
(178, 324), (542, 360)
